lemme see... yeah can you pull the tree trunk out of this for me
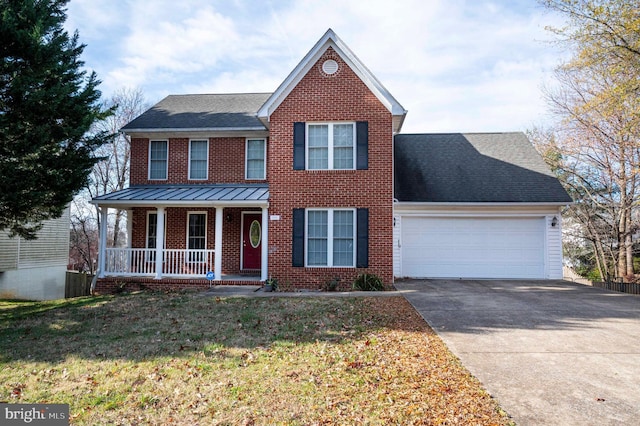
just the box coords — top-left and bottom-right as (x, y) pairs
(625, 207), (634, 278)
(113, 209), (123, 247)
(588, 221), (610, 281)
(617, 210), (627, 280)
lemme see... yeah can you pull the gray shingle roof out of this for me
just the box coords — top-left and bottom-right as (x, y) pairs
(121, 93), (272, 131)
(394, 133), (572, 203)
(92, 184), (269, 207)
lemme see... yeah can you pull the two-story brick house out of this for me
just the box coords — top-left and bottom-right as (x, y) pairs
(92, 29), (571, 292)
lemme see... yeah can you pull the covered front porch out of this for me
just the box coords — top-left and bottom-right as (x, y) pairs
(92, 184), (269, 285)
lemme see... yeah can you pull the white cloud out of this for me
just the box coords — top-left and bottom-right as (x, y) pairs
(110, 3), (238, 87)
(63, 0), (567, 133)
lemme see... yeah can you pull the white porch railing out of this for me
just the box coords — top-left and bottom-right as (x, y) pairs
(164, 249), (215, 277)
(104, 248), (215, 278)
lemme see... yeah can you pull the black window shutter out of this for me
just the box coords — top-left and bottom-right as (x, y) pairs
(292, 208), (305, 267)
(293, 122), (305, 170)
(356, 208), (369, 268)
(356, 121), (368, 170)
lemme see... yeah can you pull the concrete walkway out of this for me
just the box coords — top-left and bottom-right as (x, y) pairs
(395, 279), (640, 425)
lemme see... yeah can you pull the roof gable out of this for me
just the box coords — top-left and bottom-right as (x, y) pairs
(257, 29), (407, 133)
(394, 132), (572, 204)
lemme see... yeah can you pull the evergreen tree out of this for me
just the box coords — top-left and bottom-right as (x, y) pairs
(0, 0), (112, 239)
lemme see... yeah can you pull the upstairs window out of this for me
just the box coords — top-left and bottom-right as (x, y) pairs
(293, 121), (367, 171)
(189, 139), (208, 180)
(307, 123), (354, 170)
(246, 139), (266, 180)
(149, 140), (168, 180)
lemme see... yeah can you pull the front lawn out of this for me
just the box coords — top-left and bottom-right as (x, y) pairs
(0, 293), (511, 425)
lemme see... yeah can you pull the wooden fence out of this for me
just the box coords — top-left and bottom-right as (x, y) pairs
(562, 266), (592, 286)
(592, 281), (640, 295)
(65, 271), (94, 298)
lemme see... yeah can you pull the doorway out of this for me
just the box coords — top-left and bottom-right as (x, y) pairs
(241, 212), (262, 270)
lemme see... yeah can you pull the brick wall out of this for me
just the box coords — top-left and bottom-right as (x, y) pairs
(130, 137), (262, 185)
(266, 47), (394, 289)
(94, 277), (259, 294)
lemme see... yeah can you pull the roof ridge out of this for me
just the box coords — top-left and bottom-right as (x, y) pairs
(397, 131), (524, 136)
(164, 92), (273, 97)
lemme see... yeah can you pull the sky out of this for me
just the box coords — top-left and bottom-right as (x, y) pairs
(63, 0), (567, 134)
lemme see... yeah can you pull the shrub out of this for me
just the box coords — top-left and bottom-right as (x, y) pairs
(264, 277), (278, 292)
(352, 273), (384, 291)
(323, 277), (341, 292)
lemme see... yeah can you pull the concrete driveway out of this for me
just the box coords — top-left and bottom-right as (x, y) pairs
(395, 279), (640, 426)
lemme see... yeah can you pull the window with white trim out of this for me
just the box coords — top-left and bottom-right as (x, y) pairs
(187, 212), (207, 262)
(146, 212), (166, 261)
(306, 209), (355, 267)
(306, 123), (355, 170)
(189, 139), (208, 180)
(149, 140), (168, 180)
(246, 138), (266, 180)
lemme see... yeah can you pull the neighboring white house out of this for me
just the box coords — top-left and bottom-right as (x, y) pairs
(0, 207), (70, 300)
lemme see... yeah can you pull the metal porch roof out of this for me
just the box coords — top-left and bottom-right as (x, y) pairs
(92, 184), (269, 207)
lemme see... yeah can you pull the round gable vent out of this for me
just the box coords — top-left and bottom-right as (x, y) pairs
(322, 59), (339, 75)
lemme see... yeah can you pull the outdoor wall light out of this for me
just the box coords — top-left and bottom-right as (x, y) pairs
(551, 216), (558, 227)
(226, 213), (233, 223)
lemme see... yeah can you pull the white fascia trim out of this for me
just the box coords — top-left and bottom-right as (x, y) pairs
(123, 127), (266, 133)
(257, 29), (407, 122)
(393, 202), (565, 217)
(394, 202), (572, 207)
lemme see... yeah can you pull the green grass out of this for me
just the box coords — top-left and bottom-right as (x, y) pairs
(0, 292), (512, 425)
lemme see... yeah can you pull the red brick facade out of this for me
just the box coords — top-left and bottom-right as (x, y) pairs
(266, 48), (394, 289)
(130, 137), (264, 185)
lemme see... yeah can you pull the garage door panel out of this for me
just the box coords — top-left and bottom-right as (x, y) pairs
(401, 217), (545, 279)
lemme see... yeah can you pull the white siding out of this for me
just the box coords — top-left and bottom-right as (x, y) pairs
(546, 214), (563, 279)
(0, 207), (69, 300)
(0, 234), (18, 271)
(17, 207), (70, 269)
(393, 215), (401, 277)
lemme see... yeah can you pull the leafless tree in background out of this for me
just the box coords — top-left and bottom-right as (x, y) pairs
(69, 88), (149, 269)
(536, 0), (640, 281)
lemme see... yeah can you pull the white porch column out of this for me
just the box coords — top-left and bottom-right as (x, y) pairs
(154, 206), (165, 280)
(214, 207), (223, 281)
(261, 207), (269, 281)
(98, 206), (108, 278)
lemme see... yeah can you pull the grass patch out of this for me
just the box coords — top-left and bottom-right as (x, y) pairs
(0, 293), (512, 425)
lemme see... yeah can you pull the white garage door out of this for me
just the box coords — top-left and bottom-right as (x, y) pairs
(401, 217), (545, 279)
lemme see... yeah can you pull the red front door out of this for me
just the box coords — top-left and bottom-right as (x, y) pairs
(242, 213), (262, 270)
